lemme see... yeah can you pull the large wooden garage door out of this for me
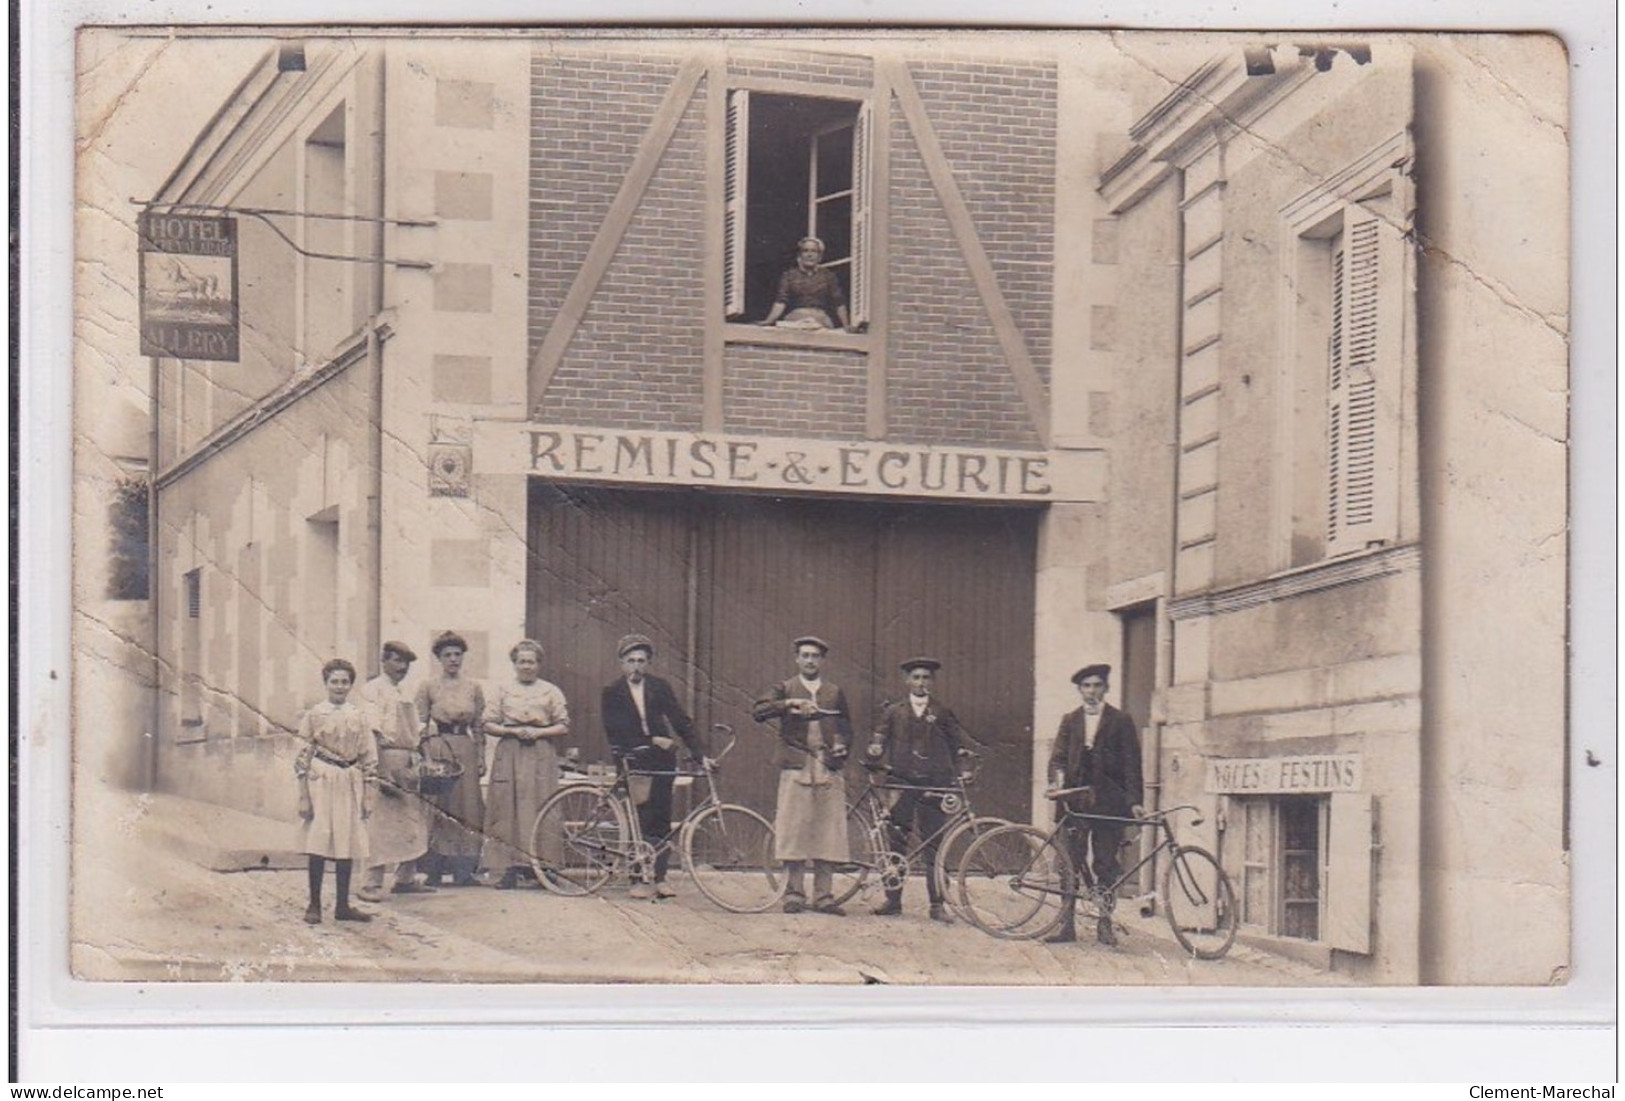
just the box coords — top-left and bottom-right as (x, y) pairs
(528, 482), (1037, 821)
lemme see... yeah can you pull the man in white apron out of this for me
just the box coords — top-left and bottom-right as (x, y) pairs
(752, 635), (853, 915)
(356, 641), (432, 901)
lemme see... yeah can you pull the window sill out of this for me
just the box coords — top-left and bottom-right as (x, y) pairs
(724, 323), (871, 354)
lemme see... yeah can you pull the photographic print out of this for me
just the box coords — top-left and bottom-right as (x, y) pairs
(69, 26), (1570, 989)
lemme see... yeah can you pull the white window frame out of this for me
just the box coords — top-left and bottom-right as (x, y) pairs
(723, 89), (873, 330)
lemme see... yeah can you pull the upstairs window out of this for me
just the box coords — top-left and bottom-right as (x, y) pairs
(725, 90), (872, 328)
(1283, 185), (1406, 567)
(1324, 207), (1400, 556)
(300, 102), (350, 364)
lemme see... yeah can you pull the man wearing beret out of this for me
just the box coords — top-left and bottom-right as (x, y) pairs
(752, 636), (853, 915)
(1045, 663), (1144, 945)
(356, 641), (433, 901)
(601, 634), (705, 900)
(865, 657), (974, 923)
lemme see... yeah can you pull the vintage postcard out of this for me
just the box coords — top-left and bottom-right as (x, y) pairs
(68, 26), (1572, 991)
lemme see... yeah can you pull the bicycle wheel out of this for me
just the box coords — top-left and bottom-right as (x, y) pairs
(683, 804), (784, 914)
(1162, 845), (1238, 959)
(825, 802), (882, 908)
(957, 824), (1071, 940)
(932, 815), (1009, 923)
(529, 784), (630, 896)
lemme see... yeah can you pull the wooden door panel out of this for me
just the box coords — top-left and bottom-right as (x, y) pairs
(873, 504), (1037, 822)
(527, 482), (695, 768)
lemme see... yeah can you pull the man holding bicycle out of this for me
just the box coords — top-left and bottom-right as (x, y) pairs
(602, 634), (706, 900)
(1045, 663), (1144, 945)
(865, 657), (974, 923)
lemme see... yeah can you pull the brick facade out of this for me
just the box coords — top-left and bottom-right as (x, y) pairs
(529, 53), (707, 430)
(528, 46), (1056, 450)
(723, 344), (868, 438)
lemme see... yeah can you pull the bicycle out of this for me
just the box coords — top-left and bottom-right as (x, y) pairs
(955, 794), (1238, 959)
(825, 753), (1008, 921)
(528, 724), (784, 914)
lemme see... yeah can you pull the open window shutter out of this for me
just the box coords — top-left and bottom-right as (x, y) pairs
(848, 99), (872, 326)
(1327, 206), (1401, 555)
(1326, 235), (1348, 547)
(1325, 792), (1374, 954)
(724, 89), (749, 317)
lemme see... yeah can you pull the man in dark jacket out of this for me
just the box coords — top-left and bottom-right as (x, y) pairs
(1044, 663), (1144, 945)
(601, 634), (705, 900)
(865, 657), (974, 923)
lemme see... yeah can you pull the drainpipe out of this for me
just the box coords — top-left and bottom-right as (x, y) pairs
(365, 53), (387, 673)
(145, 354), (161, 792)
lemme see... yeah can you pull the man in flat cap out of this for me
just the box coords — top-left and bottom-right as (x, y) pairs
(1045, 663), (1144, 945)
(865, 657), (973, 922)
(602, 634), (704, 900)
(752, 636), (853, 915)
(357, 641), (433, 900)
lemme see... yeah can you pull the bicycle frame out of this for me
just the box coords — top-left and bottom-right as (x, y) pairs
(593, 725), (742, 867)
(1028, 799), (1201, 902)
(852, 774), (975, 869)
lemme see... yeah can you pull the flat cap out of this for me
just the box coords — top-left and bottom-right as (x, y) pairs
(899, 656), (942, 673)
(793, 635), (831, 655)
(616, 633), (655, 659)
(381, 640), (417, 662)
(1071, 663), (1111, 684)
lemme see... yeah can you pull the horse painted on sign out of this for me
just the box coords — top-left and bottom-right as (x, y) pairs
(157, 255), (221, 303)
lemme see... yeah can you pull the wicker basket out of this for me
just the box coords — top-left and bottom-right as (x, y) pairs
(417, 736), (465, 796)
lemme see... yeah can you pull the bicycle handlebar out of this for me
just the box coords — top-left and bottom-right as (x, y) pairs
(1043, 797), (1206, 829)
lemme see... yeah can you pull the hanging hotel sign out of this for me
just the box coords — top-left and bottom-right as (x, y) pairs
(474, 422), (1103, 503)
(138, 211), (240, 361)
(1205, 754), (1363, 795)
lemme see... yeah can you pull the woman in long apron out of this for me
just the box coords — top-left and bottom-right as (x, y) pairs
(482, 639), (571, 889)
(295, 658), (378, 923)
(416, 632), (486, 886)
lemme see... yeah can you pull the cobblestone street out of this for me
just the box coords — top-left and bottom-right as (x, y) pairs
(73, 790), (1335, 988)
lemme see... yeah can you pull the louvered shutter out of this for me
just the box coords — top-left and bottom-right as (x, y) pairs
(848, 99), (872, 326)
(1327, 207), (1401, 555)
(724, 89), (749, 318)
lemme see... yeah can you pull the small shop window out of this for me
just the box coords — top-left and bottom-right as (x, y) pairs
(1279, 796), (1323, 941)
(1234, 795), (1326, 941)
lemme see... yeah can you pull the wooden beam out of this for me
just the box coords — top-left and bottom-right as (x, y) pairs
(701, 54), (727, 431)
(881, 58), (1051, 448)
(723, 75), (872, 102)
(529, 56), (706, 411)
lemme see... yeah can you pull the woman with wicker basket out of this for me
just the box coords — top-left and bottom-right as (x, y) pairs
(415, 632), (487, 887)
